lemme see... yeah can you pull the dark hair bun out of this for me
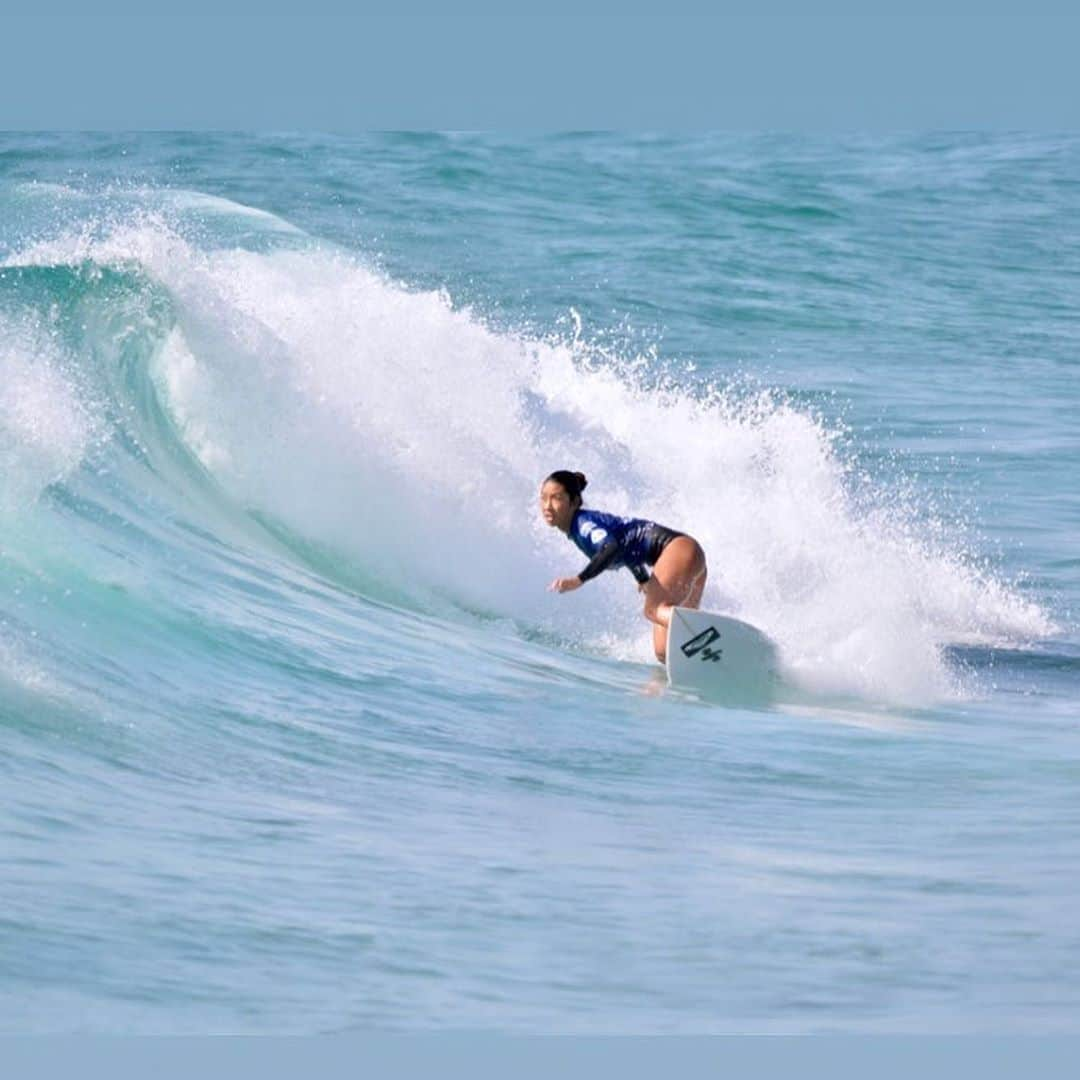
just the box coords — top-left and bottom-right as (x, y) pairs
(543, 470), (588, 500)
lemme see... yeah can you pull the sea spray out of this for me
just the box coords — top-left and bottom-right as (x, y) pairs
(0, 314), (101, 512)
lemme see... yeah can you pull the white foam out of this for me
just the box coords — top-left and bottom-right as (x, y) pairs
(0, 317), (101, 512)
(6, 210), (1056, 704)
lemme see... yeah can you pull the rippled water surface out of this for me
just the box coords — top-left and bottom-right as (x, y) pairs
(1, 132), (1077, 1032)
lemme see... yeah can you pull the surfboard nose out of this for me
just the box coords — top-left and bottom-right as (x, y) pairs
(665, 607), (779, 703)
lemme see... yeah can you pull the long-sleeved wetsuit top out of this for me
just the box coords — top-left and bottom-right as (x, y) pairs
(569, 508), (683, 586)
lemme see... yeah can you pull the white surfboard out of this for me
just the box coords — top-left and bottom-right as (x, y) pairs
(666, 607), (779, 702)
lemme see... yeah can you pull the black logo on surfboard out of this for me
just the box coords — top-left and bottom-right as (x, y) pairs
(681, 626), (723, 663)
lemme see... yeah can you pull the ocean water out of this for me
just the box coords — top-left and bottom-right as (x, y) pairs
(0, 132), (1077, 1034)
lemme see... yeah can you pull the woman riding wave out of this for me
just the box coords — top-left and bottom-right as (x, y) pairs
(540, 470), (707, 663)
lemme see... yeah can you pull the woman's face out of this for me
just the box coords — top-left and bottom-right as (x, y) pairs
(540, 480), (577, 532)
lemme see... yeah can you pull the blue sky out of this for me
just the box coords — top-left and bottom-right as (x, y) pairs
(2, 14), (1077, 130)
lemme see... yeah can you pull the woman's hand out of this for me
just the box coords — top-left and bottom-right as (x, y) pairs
(548, 576), (583, 594)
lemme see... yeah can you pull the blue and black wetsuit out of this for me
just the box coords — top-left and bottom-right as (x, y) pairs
(569, 508), (684, 586)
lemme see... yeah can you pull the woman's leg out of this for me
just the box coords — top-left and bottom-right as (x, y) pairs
(641, 536), (707, 662)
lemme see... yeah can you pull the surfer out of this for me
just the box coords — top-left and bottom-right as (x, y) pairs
(540, 470), (707, 663)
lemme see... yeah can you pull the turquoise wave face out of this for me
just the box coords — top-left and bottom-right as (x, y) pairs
(1, 133), (1078, 1034)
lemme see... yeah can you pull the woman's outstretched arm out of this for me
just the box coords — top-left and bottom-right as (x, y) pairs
(549, 538), (624, 593)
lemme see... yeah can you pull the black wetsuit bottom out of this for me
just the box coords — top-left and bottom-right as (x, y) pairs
(641, 523), (685, 568)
